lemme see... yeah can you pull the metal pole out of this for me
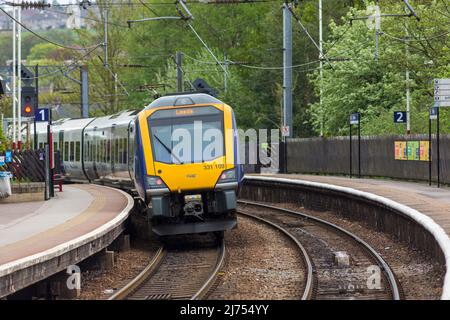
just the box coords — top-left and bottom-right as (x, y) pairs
(405, 5), (411, 134)
(375, 0), (380, 62)
(81, 66), (89, 118)
(350, 123), (352, 178)
(428, 115), (431, 186)
(34, 65), (38, 149)
(176, 51), (183, 92)
(224, 52), (228, 94)
(48, 108), (54, 197)
(103, 9), (108, 67)
(114, 73), (118, 112)
(12, 2), (16, 149)
(358, 118), (361, 178)
(437, 107), (440, 188)
(283, 3), (293, 138)
(319, 0), (324, 136)
(18, 3), (22, 150)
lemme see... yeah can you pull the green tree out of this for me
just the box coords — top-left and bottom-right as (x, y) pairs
(309, 1), (450, 136)
(0, 120), (8, 153)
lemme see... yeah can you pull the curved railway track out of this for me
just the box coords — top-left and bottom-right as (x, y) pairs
(237, 200), (401, 300)
(109, 239), (226, 300)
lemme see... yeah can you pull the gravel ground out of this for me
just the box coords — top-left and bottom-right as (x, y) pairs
(208, 215), (305, 300)
(76, 239), (158, 300)
(277, 203), (444, 300)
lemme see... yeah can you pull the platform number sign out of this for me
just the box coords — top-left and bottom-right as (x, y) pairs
(394, 111), (407, 124)
(349, 113), (360, 125)
(35, 108), (49, 122)
(430, 106), (438, 120)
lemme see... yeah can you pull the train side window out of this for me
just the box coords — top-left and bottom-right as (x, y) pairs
(99, 140), (102, 163)
(118, 138), (123, 164)
(124, 138), (128, 164)
(106, 140), (110, 163)
(70, 141), (75, 162)
(102, 140), (106, 163)
(120, 138), (124, 164)
(86, 141), (90, 161)
(64, 142), (69, 162)
(76, 141), (81, 162)
(115, 138), (119, 164)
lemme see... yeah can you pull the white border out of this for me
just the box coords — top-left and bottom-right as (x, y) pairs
(0, 185), (134, 277)
(245, 175), (450, 300)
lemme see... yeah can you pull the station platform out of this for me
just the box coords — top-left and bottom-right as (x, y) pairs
(0, 184), (134, 298)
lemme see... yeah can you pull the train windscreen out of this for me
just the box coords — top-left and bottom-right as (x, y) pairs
(148, 106), (225, 164)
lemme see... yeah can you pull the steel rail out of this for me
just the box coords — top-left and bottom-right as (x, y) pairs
(108, 246), (165, 300)
(238, 200), (401, 300)
(191, 238), (226, 300)
(109, 239), (225, 300)
(237, 210), (314, 300)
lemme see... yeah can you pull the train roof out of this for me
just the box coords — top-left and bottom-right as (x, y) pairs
(84, 109), (139, 131)
(32, 110), (140, 134)
(146, 93), (223, 109)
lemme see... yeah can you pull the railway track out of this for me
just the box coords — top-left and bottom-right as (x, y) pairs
(109, 239), (225, 300)
(237, 200), (401, 300)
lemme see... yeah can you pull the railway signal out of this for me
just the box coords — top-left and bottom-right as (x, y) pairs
(0, 79), (5, 97)
(21, 86), (36, 118)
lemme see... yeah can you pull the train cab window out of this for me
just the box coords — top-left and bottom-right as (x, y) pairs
(64, 142), (69, 162)
(148, 106), (224, 164)
(75, 141), (81, 162)
(70, 142), (75, 162)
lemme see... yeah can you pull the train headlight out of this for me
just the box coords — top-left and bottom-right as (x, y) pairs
(146, 176), (168, 189)
(218, 168), (236, 183)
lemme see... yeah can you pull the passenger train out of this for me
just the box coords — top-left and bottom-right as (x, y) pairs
(33, 93), (243, 237)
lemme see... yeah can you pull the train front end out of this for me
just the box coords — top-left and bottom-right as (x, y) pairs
(134, 93), (242, 237)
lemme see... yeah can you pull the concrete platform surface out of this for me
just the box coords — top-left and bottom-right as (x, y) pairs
(0, 184), (129, 266)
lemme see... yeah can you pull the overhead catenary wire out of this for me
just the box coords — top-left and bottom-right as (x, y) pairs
(17, 44), (103, 80)
(101, 59), (130, 96)
(51, 0), (281, 7)
(381, 29), (450, 43)
(187, 23), (229, 76)
(40, 6), (129, 28)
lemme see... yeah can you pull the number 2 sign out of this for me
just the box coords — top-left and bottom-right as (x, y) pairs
(393, 111), (407, 124)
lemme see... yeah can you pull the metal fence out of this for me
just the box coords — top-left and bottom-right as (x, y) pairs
(0, 150), (46, 182)
(287, 134), (450, 184)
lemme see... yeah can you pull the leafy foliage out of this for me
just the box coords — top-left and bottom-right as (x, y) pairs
(2, 0), (448, 138)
